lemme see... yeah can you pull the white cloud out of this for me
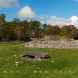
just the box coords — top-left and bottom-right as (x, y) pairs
(47, 16), (68, 26)
(0, 0), (18, 8)
(47, 16), (78, 28)
(69, 16), (78, 25)
(18, 6), (35, 18)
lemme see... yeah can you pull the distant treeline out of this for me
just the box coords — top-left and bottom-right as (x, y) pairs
(0, 14), (78, 42)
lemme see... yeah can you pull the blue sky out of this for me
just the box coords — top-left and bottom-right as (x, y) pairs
(21, 0), (78, 17)
(0, 0), (78, 26)
(0, 0), (78, 19)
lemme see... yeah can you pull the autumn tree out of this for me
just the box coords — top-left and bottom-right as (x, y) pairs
(60, 25), (76, 39)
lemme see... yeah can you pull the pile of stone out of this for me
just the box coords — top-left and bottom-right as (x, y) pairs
(25, 36), (78, 48)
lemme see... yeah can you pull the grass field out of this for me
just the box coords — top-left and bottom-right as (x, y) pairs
(0, 43), (78, 78)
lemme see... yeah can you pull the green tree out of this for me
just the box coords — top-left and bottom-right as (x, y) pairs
(60, 25), (76, 39)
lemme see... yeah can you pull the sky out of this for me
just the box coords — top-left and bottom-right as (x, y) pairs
(0, 0), (78, 26)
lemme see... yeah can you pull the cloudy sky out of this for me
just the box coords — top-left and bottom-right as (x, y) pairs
(0, 0), (78, 26)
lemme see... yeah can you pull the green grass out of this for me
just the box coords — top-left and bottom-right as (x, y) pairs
(0, 43), (78, 78)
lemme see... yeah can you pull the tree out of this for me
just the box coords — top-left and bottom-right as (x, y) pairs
(0, 14), (6, 40)
(60, 25), (76, 39)
(30, 21), (42, 39)
(46, 25), (60, 35)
